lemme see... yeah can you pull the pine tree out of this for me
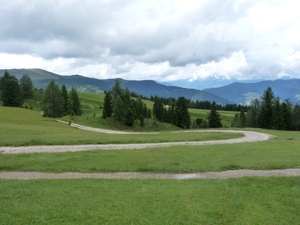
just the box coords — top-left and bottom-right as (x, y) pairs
(272, 97), (285, 130)
(136, 95), (144, 119)
(68, 87), (81, 115)
(281, 100), (293, 130)
(114, 95), (123, 121)
(153, 96), (164, 121)
(43, 79), (64, 118)
(175, 96), (191, 129)
(246, 99), (260, 127)
(292, 104), (300, 130)
(19, 74), (34, 99)
(124, 108), (135, 126)
(102, 92), (113, 118)
(61, 85), (69, 114)
(208, 101), (222, 128)
(1, 76), (23, 107)
(0, 71), (11, 94)
(240, 109), (246, 127)
(259, 87), (275, 129)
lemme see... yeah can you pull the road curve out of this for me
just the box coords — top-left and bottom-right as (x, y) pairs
(0, 130), (272, 154)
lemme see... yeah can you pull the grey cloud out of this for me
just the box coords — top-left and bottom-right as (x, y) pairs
(1, 0), (300, 82)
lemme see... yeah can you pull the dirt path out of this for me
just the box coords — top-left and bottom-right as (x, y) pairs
(0, 129), (271, 154)
(1, 169), (300, 180)
(1, 122), (287, 180)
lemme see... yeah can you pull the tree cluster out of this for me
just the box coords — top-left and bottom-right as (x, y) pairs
(102, 79), (151, 126)
(0, 71), (34, 107)
(152, 95), (191, 129)
(42, 80), (81, 118)
(232, 87), (300, 130)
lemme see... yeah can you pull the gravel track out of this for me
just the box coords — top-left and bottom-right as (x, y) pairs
(0, 129), (271, 154)
(1, 169), (300, 180)
(3, 122), (294, 180)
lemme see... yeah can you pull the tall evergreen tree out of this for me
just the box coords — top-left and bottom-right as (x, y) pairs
(153, 96), (164, 121)
(124, 108), (135, 126)
(43, 79), (64, 118)
(102, 92), (113, 118)
(292, 104), (300, 130)
(68, 87), (81, 115)
(61, 85), (69, 114)
(208, 101), (222, 128)
(136, 95), (144, 119)
(19, 74), (34, 99)
(240, 109), (246, 127)
(114, 95), (123, 121)
(246, 99), (260, 127)
(0, 71), (11, 94)
(259, 87), (275, 129)
(1, 76), (23, 107)
(281, 100), (293, 130)
(175, 96), (191, 129)
(272, 97), (285, 130)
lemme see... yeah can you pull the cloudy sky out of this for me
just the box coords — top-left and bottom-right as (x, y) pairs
(1, 0), (300, 87)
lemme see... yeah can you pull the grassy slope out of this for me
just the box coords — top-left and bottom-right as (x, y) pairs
(0, 106), (240, 146)
(2, 92), (300, 224)
(1, 129), (300, 173)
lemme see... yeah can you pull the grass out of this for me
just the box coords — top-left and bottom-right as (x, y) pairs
(0, 130), (299, 173)
(1, 177), (300, 224)
(1, 96), (300, 224)
(189, 108), (236, 127)
(0, 106), (240, 146)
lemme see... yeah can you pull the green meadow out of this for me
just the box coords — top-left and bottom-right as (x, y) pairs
(0, 106), (240, 146)
(1, 91), (300, 224)
(1, 178), (300, 224)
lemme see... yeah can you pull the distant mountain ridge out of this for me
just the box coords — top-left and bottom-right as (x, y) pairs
(0, 68), (233, 105)
(2, 68), (299, 105)
(204, 79), (300, 105)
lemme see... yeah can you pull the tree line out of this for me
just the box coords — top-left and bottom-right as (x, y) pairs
(232, 87), (300, 130)
(102, 79), (151, 126)
(43, 80), (81, 118)
(0, 71), (81, 118)
(0, 71), (34, 107)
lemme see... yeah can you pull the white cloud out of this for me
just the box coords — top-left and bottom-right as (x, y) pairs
(0, 0), (300, 87)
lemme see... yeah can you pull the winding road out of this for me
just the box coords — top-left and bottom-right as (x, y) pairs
(1, 121), (300, 179)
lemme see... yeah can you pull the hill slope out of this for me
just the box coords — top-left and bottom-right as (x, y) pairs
(203, 79), (300, 105)
(0, 68), (233, 105)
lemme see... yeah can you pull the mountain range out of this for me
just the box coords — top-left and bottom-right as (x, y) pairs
(1, 68), (300, 106)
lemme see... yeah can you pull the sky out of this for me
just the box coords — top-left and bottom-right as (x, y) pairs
(1, 0), (300, 87)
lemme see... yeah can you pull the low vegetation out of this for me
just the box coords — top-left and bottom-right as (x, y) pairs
(1, 178), (300, 224)
(0, 106), (240, 146)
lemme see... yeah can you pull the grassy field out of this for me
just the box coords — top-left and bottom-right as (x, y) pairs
(1, 177), (300, 224)
(0, 129), (299, 173)
(1, 95), (300, 224)
(0, 106), (240, 146)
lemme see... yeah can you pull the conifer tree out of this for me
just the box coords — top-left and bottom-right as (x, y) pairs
(208, 101), (222, 128)
(1, 76), (23, 107)
(61, 85), (69, 114)
(102, 92), (113, 118)
(175, 96), (191, 129)
(68, 87), (81, 115)
(259, 87), (275, 129)
(43, 79), (64, 118)
(20, 74), (34, 99)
